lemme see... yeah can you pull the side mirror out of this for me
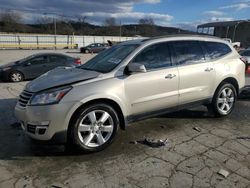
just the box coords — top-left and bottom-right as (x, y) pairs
(25, 62), (31, 66)
(127, 63), (147, 73)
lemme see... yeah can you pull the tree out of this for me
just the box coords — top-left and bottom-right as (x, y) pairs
(138, 17), (156, 37)
(138, 18), (155, 25)
(36, 16), (54, 34)
(103, 17), (117, 27)
(0, 11), (25, 32)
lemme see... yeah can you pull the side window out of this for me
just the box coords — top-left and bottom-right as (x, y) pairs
(172, 41), (205, 65)
(132, 42), (172, 70)
(29, 56), (48, 65)
(203, 42), (232, 59)
(50, 55), (66, 63)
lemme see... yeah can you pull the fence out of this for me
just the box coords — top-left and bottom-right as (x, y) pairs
(0, 33), (140, 49)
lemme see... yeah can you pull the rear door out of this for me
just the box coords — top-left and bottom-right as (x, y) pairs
(49, 55), (68, 69)
(124, 42), (179, 115)
(171, 40), (215, 104)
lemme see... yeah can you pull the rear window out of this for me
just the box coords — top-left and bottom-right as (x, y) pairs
(203, 42), (232, 59)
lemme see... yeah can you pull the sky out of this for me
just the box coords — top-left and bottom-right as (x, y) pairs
(0, 0), (250, 30)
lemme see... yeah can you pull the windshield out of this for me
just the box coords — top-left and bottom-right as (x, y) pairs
(80, 44), (139, 73)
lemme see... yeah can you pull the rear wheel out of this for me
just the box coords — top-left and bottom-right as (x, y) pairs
(208, 82), (236, 117)
(85, 49), (90, 53)
(68, 103), (119, 153)
(9, 71), (24, 82)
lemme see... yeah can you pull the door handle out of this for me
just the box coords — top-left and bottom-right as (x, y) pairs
(165, 74), (176, 79)
(205, 67), (214, 72)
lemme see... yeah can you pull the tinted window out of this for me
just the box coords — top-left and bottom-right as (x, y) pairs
(132, 43), (172, 70)
(50, 55), (66, 63)
(203, 42), (231, 59)
(172, 41), (205, 65)
(29, 56), (48, 65)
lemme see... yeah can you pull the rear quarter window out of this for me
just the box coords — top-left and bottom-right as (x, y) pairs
(202, 42), (232, 59)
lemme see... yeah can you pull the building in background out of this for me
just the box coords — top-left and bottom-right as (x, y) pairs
(197, 20), (250, 48)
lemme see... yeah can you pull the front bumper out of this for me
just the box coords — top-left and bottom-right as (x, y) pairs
(0, 70), (9, 81)
(15, 101), (77, 144)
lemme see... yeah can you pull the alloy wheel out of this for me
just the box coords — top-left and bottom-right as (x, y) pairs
(10, 72), (22, 82)
(77, 110), (114, 148)
(217, 87), (235, 114)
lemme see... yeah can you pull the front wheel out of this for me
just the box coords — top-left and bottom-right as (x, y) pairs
(68, 103), (119, 153)
(208, 82), (237, 117)
(9, 71), (24, 82)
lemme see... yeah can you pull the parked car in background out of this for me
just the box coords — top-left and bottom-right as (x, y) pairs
(239, 49), (250, 74)
(80, 43), (109, 53)
(15, 35), (245, 153)
(223, 38), (241, 48)
(239, 49), (250, 62)
(0, 53), (81, 82)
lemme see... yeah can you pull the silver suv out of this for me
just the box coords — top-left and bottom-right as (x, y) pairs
(15, 35), (246, 152)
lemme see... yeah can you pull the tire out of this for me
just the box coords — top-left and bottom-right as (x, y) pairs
(208, 82), (237, 117)
(9, 71), (24, 82)
(85, 49), (89, 53)
(68, 103), (119, 153)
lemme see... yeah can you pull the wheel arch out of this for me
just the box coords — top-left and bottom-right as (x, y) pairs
(219, 77), (239, 95)
(68, 98), (126, 134)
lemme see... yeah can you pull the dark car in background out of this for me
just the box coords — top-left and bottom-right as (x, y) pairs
(0, 53), (81, 82)
(80, 43), (109, 53)
(239, 50), (250, 74)
(239, 49), (250, 62)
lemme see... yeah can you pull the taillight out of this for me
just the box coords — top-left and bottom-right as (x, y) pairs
(75, 59), (81, 65)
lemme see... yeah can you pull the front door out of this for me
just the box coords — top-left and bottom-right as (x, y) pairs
(22, 55), (49, 79)
(124, 42), (179, 116)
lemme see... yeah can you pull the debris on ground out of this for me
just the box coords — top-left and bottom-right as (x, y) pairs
(193, 127), (201, 132)
(51, 185), (62, 188)
(236, 136), (250, 140)
(136, 138), (169, 148)
(129, 141), (138, 145)
(217, 169), (230, 178)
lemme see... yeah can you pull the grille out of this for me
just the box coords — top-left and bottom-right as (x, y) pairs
(27, 124), (36, 134)
(18, 90), (34, 108)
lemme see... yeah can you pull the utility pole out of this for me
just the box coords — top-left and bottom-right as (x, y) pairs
(53, 16), (57, 50)
(54, 16), (57, 35)
(119, 20), (122, 41)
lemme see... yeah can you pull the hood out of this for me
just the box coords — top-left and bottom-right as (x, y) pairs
(25, 67), (100, 93)
(0, 61), (19, 68)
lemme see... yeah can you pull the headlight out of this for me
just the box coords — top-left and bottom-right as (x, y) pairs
(29, 87), (72, 106)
